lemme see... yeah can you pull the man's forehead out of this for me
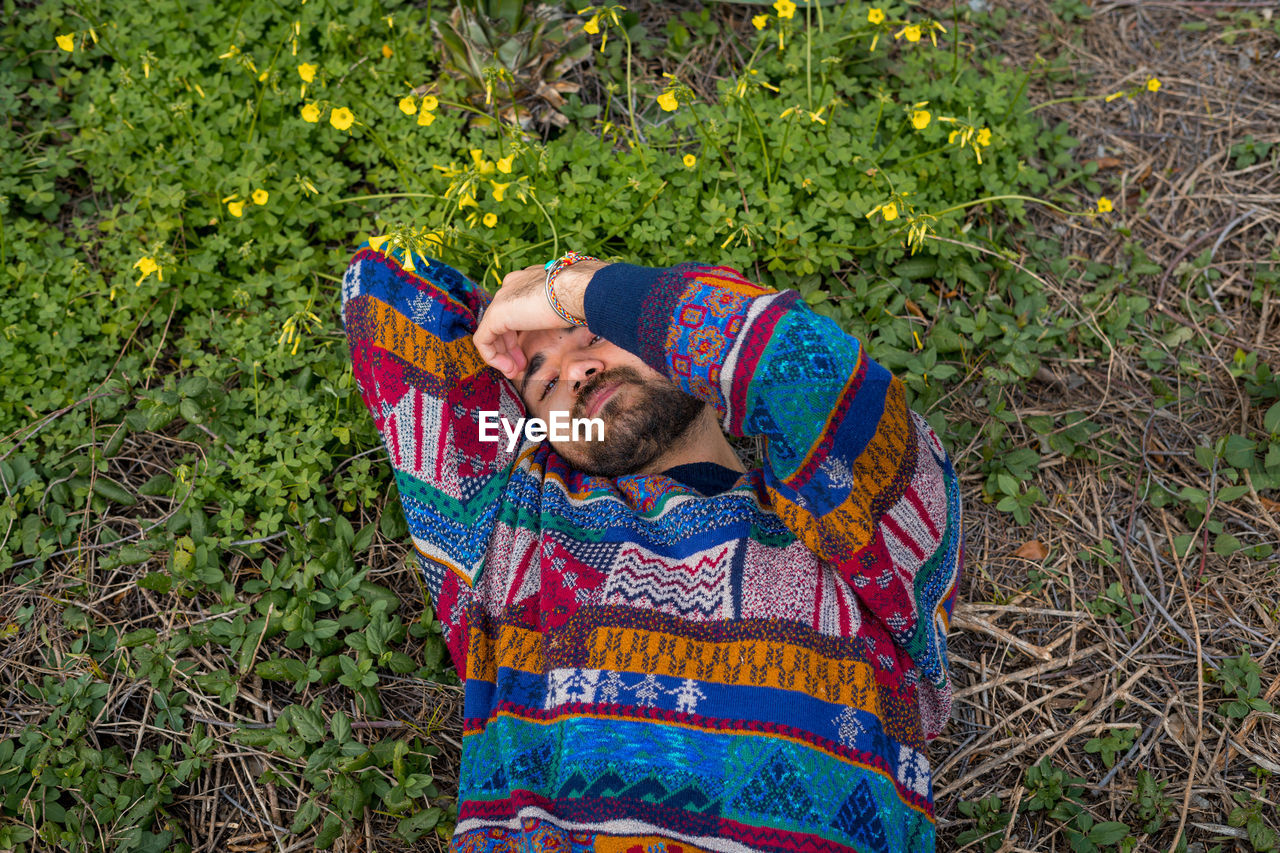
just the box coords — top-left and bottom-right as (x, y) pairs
(516, 327), (571, 349)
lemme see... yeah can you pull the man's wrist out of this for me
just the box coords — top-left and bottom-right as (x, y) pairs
(553, 259), (607, 321)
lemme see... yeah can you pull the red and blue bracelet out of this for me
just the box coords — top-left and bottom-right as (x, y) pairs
(543, 251), (597, 327)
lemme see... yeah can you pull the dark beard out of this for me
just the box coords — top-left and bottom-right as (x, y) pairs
(555, 365), (706, 478)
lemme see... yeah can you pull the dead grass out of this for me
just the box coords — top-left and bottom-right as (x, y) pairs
(930, 1), (1280, 850)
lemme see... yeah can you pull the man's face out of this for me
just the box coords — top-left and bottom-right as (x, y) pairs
(512, 326), (705, 477)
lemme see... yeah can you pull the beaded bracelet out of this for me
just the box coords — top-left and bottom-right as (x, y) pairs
(543, 251), (597, 327)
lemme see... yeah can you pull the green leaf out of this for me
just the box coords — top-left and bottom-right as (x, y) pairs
(396, 807), (442, 841)
(380, 507), (408, 539)
(137, 572), (172, 593)
(353, 523), (376, 553)
(315, 813), (344, 849)
(1222, 435), (1257, 468)
(1089, 821), (1130, 846)
(121, 628), (158, 648)
(256, 657), (308, 682)
(1217, 485), (1249, 502)
(1213, 533), (1241, 557)
(335, 514), (355, 547)
(179, 397), (204, 425)
(292, 705), (326, 744)
(115, 544), (153, 566)
(1265, 401), (1280, 435)
(331, 710), (352, 743)
(291, 798), (322, 834)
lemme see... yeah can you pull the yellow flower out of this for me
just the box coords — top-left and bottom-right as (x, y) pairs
(133, 256), (161, 286)
(300, 103), (320, 123)
(329, 107), (354, 130)
(368, 234), (391, 251)
(399, 95), (417, 115)
(896, 24), (922, 42)
(297, 63), (317, 82)
(927, 21), (948, 47)
(911, 109), (931, 130)
(458, 193), (477, 209)
(867, 201), (900, 222)
(1105, 91), (1124, 102)
(752, 14), (769, 30)
(56, 33), (75, 52)
(228, 200), (245, 218)
(421, 94), (439, 111)
(774, 0), (796, 20)
(381, 44), (392, 58)
(657, 91), (678, 112)
(483, 212), (497, 228)
(976, 127), (992, 146)
(948, 129), (959, 144)
(583, 15), (600, 34)
(868, 8), (885, 24)
(1097, 197), (1113, 213)
(417, 108), (435, 127)
(252, 189), (269, 205)
(497, 155), (514, 174)
(1147, 77), (1161, 92)
(470, 149), (496, 175)
(683, 154), (697, 169)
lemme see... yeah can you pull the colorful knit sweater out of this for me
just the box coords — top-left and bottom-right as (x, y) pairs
(342, 245), (964, 853)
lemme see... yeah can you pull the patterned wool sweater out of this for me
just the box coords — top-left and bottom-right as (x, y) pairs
(342, 245), (964, 853)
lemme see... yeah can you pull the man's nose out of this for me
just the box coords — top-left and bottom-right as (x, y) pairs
(562, 353), (604, 390)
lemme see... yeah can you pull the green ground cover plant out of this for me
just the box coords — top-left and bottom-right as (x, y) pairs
(2, 0), (1275, 849)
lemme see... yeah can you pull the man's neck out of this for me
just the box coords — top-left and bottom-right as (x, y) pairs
(639, 407), (746, 476)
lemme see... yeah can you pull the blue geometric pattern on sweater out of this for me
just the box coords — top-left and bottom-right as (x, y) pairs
(396, 469), (495, 579)
(732, 749), (815, 823)
(461, 712), (931, 850)
(831, 778), (890, 850)
(524, 470), (794, 553)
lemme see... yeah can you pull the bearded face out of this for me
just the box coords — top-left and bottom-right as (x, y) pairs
(511, 327), (706, 477)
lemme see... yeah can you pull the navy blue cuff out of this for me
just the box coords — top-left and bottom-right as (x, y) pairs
(582, 263), (664, 361)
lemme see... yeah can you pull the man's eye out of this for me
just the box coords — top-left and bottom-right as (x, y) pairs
(589, 335), (601, 345)
(540, 377), (557, 401)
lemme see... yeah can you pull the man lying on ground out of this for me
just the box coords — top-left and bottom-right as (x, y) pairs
(342, 244), (964, 852)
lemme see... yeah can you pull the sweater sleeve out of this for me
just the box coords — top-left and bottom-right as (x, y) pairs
(341, 243), (523, 598)
(584, 262), (964, 705)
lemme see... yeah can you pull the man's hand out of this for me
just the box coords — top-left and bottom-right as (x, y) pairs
(474, 260), (606, 378)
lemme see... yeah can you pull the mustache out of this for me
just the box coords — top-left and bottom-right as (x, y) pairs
(572, 366), (646, 419)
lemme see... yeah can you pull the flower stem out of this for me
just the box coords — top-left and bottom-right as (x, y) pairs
(620, 27), (650, 175)
(805, 2), (813, 111)
(951, 0), (961, 82)
(933, 194), (1083, 218)
(322, 192), (446, 207)
(741, 99), (772, 195)
(526, 189), (560, 259)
